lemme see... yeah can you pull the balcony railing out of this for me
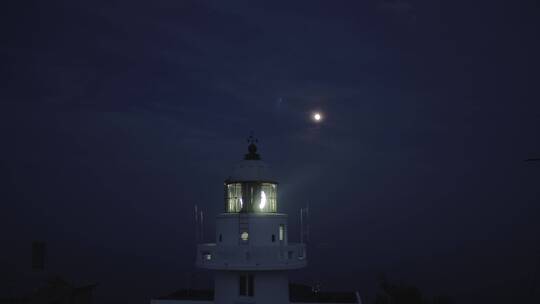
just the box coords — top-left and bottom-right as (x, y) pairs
(196, 243), (307, 270)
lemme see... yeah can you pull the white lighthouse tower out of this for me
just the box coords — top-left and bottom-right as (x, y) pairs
(151, 140), (361, 304)
(195, 139), (307, 304)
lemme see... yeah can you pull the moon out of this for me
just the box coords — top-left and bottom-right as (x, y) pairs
(312, 112), (323, 122)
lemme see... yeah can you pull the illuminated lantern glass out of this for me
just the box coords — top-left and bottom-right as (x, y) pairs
(225, 182), (277, 213)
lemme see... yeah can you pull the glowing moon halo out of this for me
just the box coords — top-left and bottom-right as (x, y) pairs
(312, 112), (323, 122)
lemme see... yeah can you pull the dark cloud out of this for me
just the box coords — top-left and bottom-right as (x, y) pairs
(378, 0), (417, 23)
(1, 1), (540, 304)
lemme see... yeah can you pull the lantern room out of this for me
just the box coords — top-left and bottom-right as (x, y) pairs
(224, 139), (278, 213)
(224, 181), (277, 213)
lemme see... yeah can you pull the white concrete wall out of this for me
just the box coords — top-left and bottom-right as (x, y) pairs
(290, 302), (357, 304)
(252, 271), (289, 304)
(150, 300), (213, 304)
(152, 299), (358, 304)
(196, 213), (306, 271)
(215, 213), (287, 246)
(229, 160), (274, 182)
(196, 243), (306, 270)
(214, 271), (289, 304)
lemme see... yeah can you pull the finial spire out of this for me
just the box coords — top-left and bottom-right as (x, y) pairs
(244, 133), (261, 160)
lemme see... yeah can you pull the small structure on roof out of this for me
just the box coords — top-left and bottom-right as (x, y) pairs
(0, 277), (97, 304)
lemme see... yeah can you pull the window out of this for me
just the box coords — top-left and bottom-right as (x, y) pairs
(271, 234), (275, 242)
(225, 182), (277, 213)
(288, 251), (293, 259)
(241, 232), (249, 241)
(260, 183), (277, 212)
(239, 274), (254, 296)
(299, 247), (306, 260)
(279, 225), (285, 241)
(219, 234), (222, 242)
(202, 252), (212, 261)
(239, 275), (246, 295)
(226, 183), (243, 212)
(248, 274), (254, 296)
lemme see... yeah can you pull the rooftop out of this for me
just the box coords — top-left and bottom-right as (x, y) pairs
(156, 284), (359, 303)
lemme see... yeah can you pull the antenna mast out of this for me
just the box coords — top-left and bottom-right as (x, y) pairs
(300, 204), (310, 244)
(200, 210), (204, 243)
(194, 205), (199, 242)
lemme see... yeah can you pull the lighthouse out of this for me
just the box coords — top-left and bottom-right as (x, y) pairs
(196, 139), (307, 304)
(151, 140), (361, 304)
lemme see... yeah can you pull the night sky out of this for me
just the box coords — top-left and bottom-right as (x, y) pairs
(1, 1), (540, 303)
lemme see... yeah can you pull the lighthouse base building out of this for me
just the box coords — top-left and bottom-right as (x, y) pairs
(152, 142), (361, 304)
